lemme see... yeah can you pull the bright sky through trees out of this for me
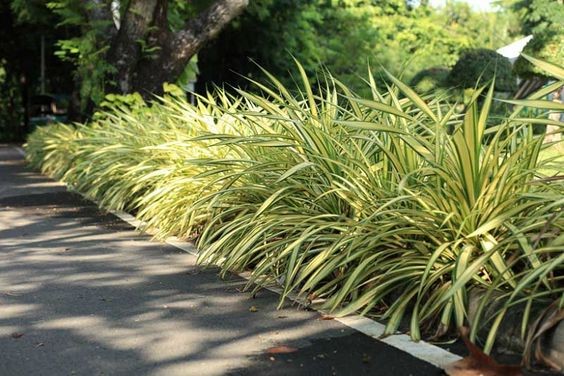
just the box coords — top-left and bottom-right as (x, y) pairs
(431, 0), (495, 11)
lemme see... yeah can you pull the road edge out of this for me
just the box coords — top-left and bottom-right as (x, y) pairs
(15, 145), (462, 369)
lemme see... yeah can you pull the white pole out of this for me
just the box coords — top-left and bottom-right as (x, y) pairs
(40, 35), (45, 94)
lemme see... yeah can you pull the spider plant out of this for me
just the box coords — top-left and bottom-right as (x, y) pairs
(24, 56), (563, 355)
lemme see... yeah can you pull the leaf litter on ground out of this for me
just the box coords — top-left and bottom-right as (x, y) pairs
(444, 327), (522, 376)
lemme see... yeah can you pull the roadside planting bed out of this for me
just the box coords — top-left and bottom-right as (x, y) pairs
(26, 59), (563, 366)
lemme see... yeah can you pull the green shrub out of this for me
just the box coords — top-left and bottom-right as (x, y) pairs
(410, 67), (450, 93)
(447, 48), (516, 92)
(25, 57), (563, 355)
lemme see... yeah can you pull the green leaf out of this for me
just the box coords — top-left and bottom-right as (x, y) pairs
(521, 54), (564, 80)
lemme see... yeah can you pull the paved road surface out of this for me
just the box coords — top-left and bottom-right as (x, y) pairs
(0, 145), (441, 376)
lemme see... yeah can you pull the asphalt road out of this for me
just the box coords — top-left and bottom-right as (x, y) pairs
(0, 144), (441, 376)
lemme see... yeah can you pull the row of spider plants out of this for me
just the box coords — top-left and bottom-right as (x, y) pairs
(26, 56), (563, 354)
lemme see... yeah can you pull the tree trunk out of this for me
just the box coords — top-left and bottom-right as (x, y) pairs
(108, 0), (160, 94)
(106, 0), (248, 99)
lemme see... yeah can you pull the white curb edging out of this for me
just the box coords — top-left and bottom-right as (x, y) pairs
(16, 145), (462, 369)
(106, 193), (463, 369)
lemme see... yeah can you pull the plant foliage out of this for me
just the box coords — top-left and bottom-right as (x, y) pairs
(26, 57), (563, 355)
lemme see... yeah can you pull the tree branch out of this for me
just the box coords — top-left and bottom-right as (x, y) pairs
(131, 0), (248, 96)
(170, 0), (249, 67)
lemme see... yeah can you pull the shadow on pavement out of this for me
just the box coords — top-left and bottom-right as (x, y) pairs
(0, 145), (441, 376)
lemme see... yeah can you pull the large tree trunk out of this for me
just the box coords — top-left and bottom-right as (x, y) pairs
(106, 0), (248, 99)
(108, 0), (160, 94)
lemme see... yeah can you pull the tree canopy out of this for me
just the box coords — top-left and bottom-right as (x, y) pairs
(197, 0), (522, 95)
(1, 0), (560, 141)
(510, 0), (564, 77)
(11, 0), (249, 105)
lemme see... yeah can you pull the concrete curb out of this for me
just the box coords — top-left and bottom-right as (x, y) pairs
(16, 146), (463, 369)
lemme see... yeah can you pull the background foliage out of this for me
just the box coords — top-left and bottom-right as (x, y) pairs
(510, 0), (564, 77)
(1, 0), (561, 140)
(197, 0), (521, 94)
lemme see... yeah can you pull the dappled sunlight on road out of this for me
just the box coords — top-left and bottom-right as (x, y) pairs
(0, 208), (336, 375)
(0, 146), (345, 375)
(0, 304), (40, 321)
